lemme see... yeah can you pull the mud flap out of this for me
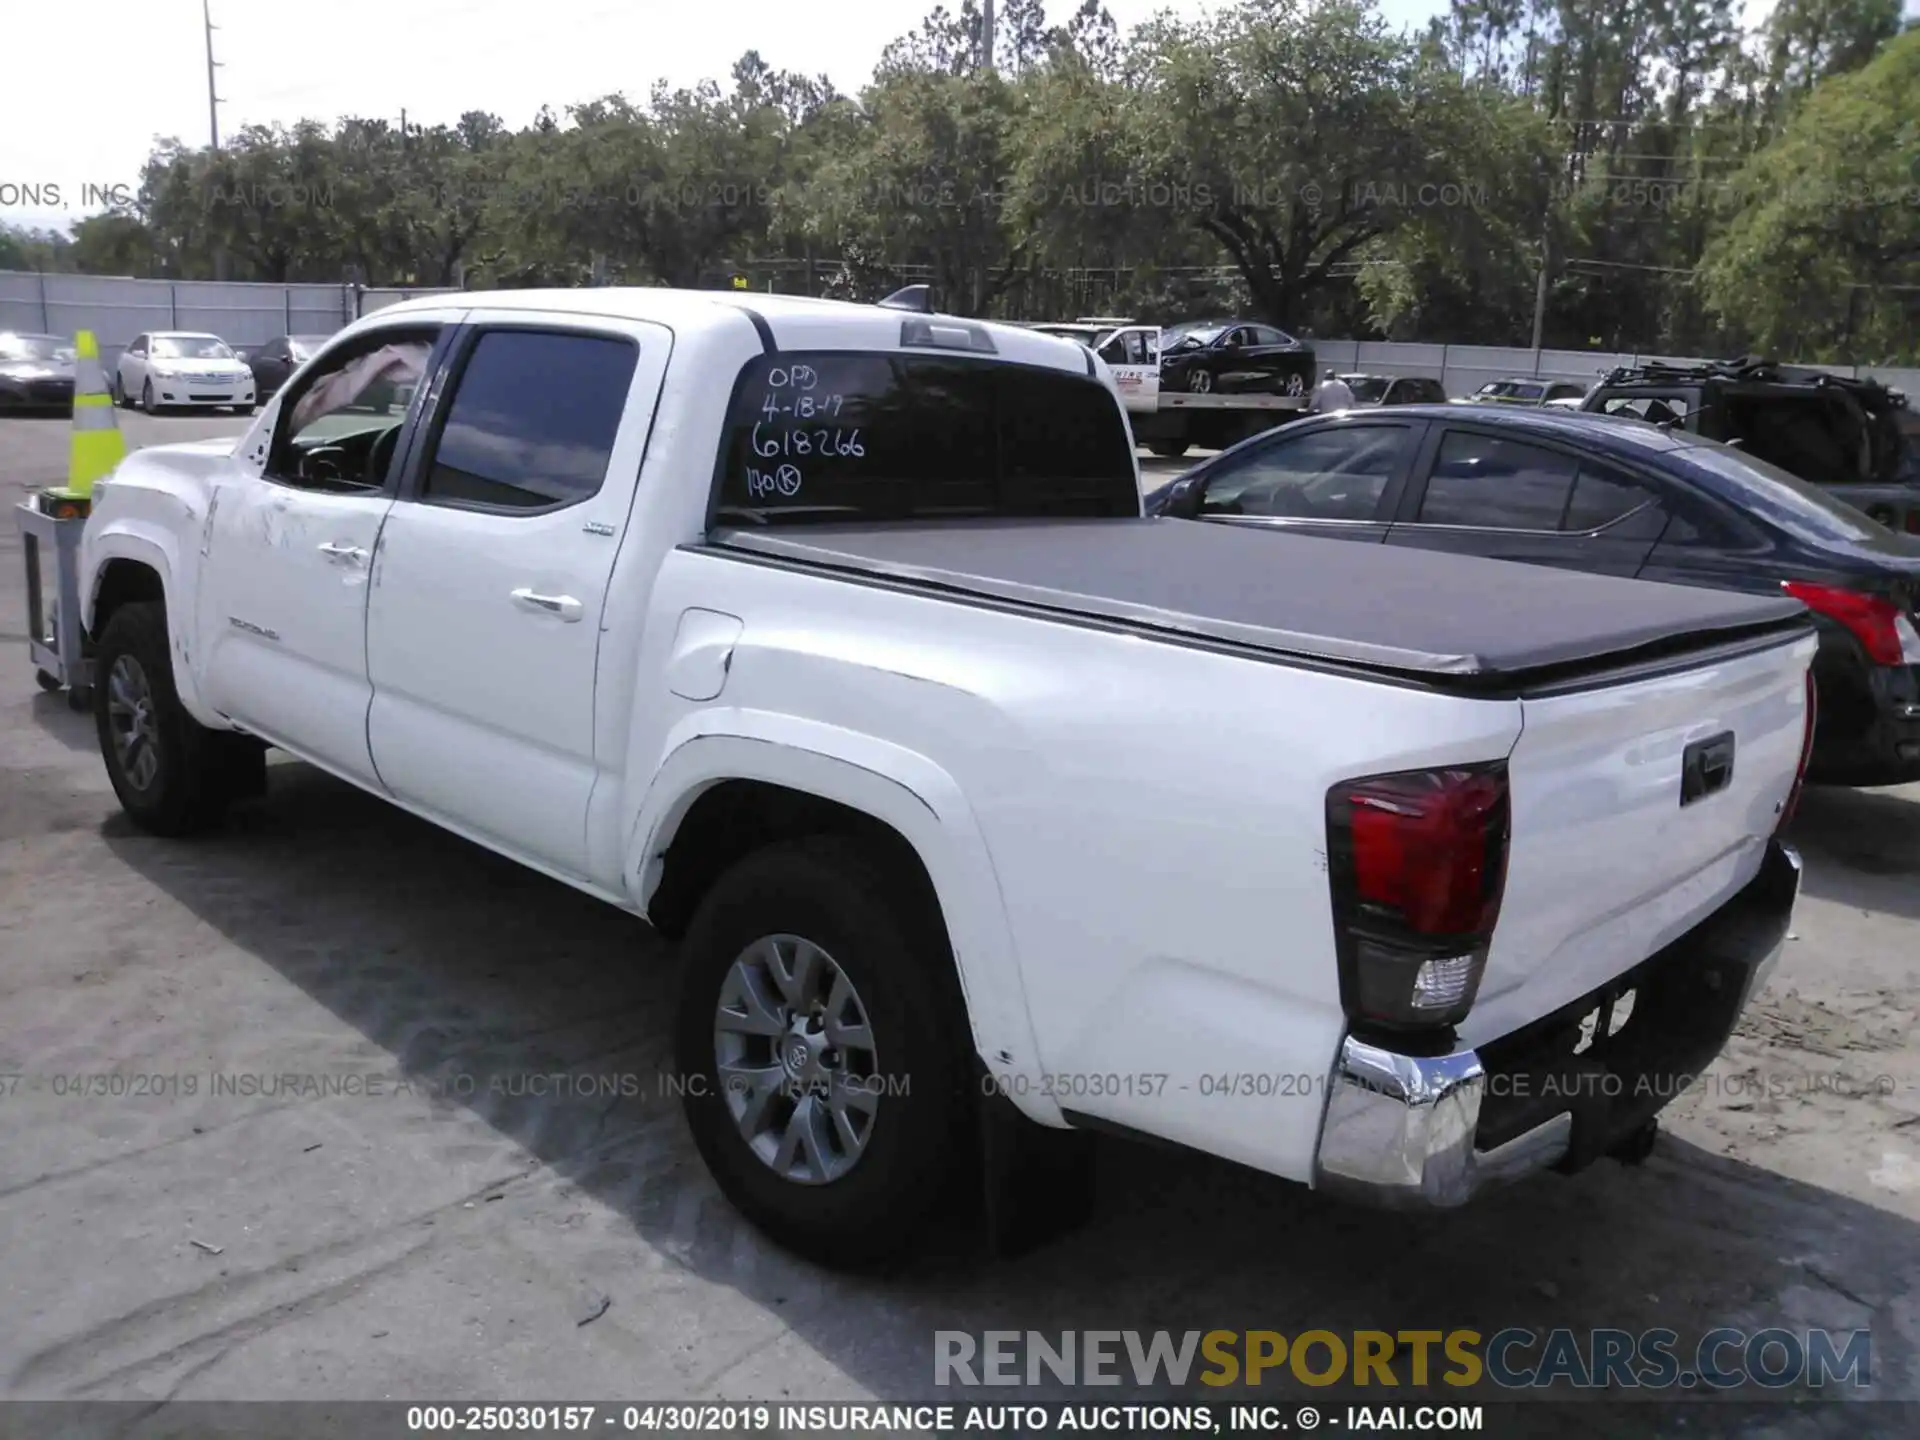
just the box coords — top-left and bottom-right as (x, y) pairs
(217, 733), (270, 802)
(977, 1075), (1098, 1258)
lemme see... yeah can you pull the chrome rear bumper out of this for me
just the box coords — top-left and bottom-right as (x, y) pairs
(1313, 840), (1800, 1208)
(1312, 1040), (1571, 1207)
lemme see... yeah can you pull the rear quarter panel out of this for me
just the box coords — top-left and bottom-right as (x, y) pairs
(626, 545), (1527, 1181)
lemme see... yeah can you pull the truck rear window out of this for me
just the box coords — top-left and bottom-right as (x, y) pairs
(713, 352), (1138, 525)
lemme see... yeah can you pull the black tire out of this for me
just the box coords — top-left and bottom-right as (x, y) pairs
(141, 379), (158, 416)
(1146, 439), (1189, 459)
(674, 836), (973, 1267)
(1187, 368), (1212, 393)
(35, 669), (62, 693)
(92, 601), (240, 836)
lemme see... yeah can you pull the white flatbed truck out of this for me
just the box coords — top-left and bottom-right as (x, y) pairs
(1022, 319), (1311, 457)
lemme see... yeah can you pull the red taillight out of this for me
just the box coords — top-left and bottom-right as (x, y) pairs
(1778, 670), (1818, 833)
(1781, 580), (1920, 667)
(1328, 764), (1511, 1032)
(1905, 510), (1920, 535)
(1347, 771), (1507, 934)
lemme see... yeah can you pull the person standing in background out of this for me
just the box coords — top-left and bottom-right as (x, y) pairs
(1311, 368), (1355, 413)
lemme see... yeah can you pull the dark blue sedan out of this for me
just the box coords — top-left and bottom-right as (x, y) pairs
(1144, 404), (1920, 787)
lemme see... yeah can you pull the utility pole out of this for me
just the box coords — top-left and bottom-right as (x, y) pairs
(981, 0), (996, 72)
(1529, 153), (1553, 355)
(204, 0), (228, 281)
(400, 108), (407, 147)
(202, 0), (223, 150)
(1530, 230), (1550, 354)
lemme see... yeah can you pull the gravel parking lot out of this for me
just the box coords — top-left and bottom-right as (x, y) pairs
(4, 413), (1920, 1433)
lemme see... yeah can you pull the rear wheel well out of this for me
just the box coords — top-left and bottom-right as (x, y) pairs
(91, 560), (166, 642)
(647, 780), (950, 957)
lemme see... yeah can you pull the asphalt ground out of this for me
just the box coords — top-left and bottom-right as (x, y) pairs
(3, 411), (1919, 1435)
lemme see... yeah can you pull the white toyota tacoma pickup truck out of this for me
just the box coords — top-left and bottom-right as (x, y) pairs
(77, 288), (1818, 1265)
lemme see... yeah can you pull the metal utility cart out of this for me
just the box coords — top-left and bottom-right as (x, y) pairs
(14, 496), (93, 711)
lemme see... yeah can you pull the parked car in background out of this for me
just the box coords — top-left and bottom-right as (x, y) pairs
(1337, 374), (1448, 407)
(1156, 319), (1316, 397)
(237, 333), (332, 401)
(1145, 404), (1920, 788)
(0, 332), (76, 413)
(112, 332), (256, 415)
(1463, 377), (1591, 406)
(1582, 358), (1919, 536)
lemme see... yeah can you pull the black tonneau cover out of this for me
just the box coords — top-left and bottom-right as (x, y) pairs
(709, 518), (1809, 684)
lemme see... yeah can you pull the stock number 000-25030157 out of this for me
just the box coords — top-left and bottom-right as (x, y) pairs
(982, 1072), (1327, 1101)
(406, 1404), (777, 1432)
(983, 1073), (1171, 1100)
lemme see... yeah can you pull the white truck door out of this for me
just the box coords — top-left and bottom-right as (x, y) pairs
(191, 319), (451, 786)
(364, 312), (672, 878)
(1096, 326), (1161, 414)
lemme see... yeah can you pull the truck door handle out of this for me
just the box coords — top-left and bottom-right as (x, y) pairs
(318, 542), (368, 564)
(510, 588), (583, 622)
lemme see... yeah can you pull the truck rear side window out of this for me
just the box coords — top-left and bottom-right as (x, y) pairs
(423, 330), (638, 511)
(713, 352), (1137, 524)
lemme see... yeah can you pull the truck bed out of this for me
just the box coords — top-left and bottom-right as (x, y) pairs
(707, 518), (1809, 690)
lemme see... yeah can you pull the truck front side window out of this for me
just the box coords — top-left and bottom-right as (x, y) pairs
(270, 332), (439, 491)
(419, 330), (638, 512)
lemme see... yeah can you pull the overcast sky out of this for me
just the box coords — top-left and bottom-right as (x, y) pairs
(0, 0), (1836, 235)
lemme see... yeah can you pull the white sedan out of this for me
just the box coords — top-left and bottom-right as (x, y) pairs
(113, 332), (256, 415)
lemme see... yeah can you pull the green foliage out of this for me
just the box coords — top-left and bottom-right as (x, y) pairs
(1699, 29), (1920, 362)
(789, 69), (1029, 311)
(3, 0), (1913, 358)
(0, 225), (74, 274)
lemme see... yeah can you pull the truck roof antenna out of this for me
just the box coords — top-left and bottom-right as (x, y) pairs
(878, 284), (933, 313)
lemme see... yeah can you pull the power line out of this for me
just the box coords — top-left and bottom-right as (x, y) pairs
(1565, 257), (1698, 274)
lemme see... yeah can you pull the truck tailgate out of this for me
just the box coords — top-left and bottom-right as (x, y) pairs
(1461, 630), (1818, 1045)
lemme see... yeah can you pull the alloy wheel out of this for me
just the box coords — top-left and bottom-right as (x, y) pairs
(106, 654), (162, 792)
(712, 934), (881, 1185)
